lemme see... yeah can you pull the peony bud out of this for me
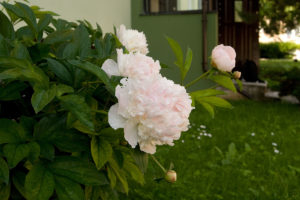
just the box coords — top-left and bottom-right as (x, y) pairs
(233, 71), (241, 79)
(211, 44), (236, 72)
(165, 170), (177, 183)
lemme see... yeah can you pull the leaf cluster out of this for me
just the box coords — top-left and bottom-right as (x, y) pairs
(0, 2), (146, 199)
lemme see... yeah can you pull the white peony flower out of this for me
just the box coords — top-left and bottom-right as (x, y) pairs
(211, 44), (236, 72)
(101, 49), (160, 79)
(108, 76), (193, 154)
(116, 24), (149, 55)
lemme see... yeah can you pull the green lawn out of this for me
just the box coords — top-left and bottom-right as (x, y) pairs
(125, 101), (300, 200)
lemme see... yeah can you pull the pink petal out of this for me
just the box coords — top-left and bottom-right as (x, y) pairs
(108, 104), (125, 129)
(101, 59), (120, 77)
(124, 119), (138, 148)
(140, 143), (156, 154)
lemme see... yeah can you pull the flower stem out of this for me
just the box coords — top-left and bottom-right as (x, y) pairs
(150, 155), (167, 173)
(185, 70), (211, 88)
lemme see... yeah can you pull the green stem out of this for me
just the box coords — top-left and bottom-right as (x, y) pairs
(92, 110), (108, 115)
(185, 70), (211, 88)
(150, 155), (167, 173)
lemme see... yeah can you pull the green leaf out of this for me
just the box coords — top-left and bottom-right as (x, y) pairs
(68, 60), (114, 95)
(25, 163), (55, 200)
(3, 143), (30, 168)
(37, 14), (52, 33)
(190, 89), (225, 98)
(198, 101), (215, 118)
(108, 158), (128, 194)
(196, 96), (233, 109)
(236, 79), (243, 91)
(31, 84), (57, 113)
(54, 175), (84, 200)
(0, 35), (10, 57)
(91, 136), (113, 170)
(0, 10), (15, 39)
(12, 171), (27, 198)
(60, 94), (95, 132)
(123, 160), (144, 185)
(0, 57), (49, 89)
(34, 115), (89, 153)
(107, 166), (116, 188)
(62, 24), (91, 59)
(0, 119), (25, 144)
(10, 42), (31, 60)
(2, 2), (38, 34)
(55, 84), (74, 97)
(46, 58), (73, 84)
(49, 156), (108, 185)
(0, 158), (9, 184)
(209, 75), (237, 92)
(39, 142), (54, 161)
(0, 183), (10, 200)
(0, 81), (28, 101)
(132, 149), (148, 173)
(44, 30), (73, 44)
(166, 36), (183, 68)
(182, 47), (193, 81)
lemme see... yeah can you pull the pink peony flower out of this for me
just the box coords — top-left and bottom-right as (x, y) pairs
(108, 76), (193, 154)
(117, 24), (149, 55)
(101, 49), (161, 79)
(211, 44), (236, 72)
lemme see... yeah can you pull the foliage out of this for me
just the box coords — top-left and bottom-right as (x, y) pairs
(260, 42), (300, 59)
(0, 1), (146, 199)
(125, 101), (300, 200)
(259, 59), (300, 99)
(0, 1), (239, 199)
(259, 0), (300, 35)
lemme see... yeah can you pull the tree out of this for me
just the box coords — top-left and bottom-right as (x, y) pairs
(259, 0), (300, 35)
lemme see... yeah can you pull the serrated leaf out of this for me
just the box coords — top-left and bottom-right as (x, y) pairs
(60, 94), (95, 132)
(31, 84), (57, 113)
(209, 75), (237, 92)
(91, 136), (113, 170)
(0, 158), (9, 185)
(25, 163), (55, 200)
(54, 175), (84, 200)
(0, 10), (15, 39)
(49, 156), (108, 185)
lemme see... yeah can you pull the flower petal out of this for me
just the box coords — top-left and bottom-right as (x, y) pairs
(101, 59), (120, 77)
(140, 143), (156, 154)
(124, 119), (138, 148)
(108, 104), (125, 129)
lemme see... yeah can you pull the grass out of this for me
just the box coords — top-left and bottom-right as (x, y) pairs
(125, 101), (300, 200)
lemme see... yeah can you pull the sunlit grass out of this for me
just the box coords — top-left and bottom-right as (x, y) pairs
(126, 100), (300, 200)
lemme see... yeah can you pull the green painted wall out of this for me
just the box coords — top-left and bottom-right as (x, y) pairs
(131, 0), (218, 91)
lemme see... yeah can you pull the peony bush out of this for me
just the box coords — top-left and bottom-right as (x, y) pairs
(0, 2), (240, 200)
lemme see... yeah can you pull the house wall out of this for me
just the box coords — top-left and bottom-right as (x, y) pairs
(131, 0), (218, 90)
(28, 0), (131, 33)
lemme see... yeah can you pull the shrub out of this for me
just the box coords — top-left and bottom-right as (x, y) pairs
(260, 42), (299, 59)
(0, 1), (239, 200)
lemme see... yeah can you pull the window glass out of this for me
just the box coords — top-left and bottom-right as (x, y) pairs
(177, 0), (202, 11)
(234, 0), (243, 22)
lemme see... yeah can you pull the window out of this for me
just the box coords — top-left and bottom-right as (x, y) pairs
(234, 0), (243, 22)
(143, 0), (216, 14)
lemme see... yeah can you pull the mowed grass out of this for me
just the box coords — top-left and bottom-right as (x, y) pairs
(125, 101), (300, 200)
